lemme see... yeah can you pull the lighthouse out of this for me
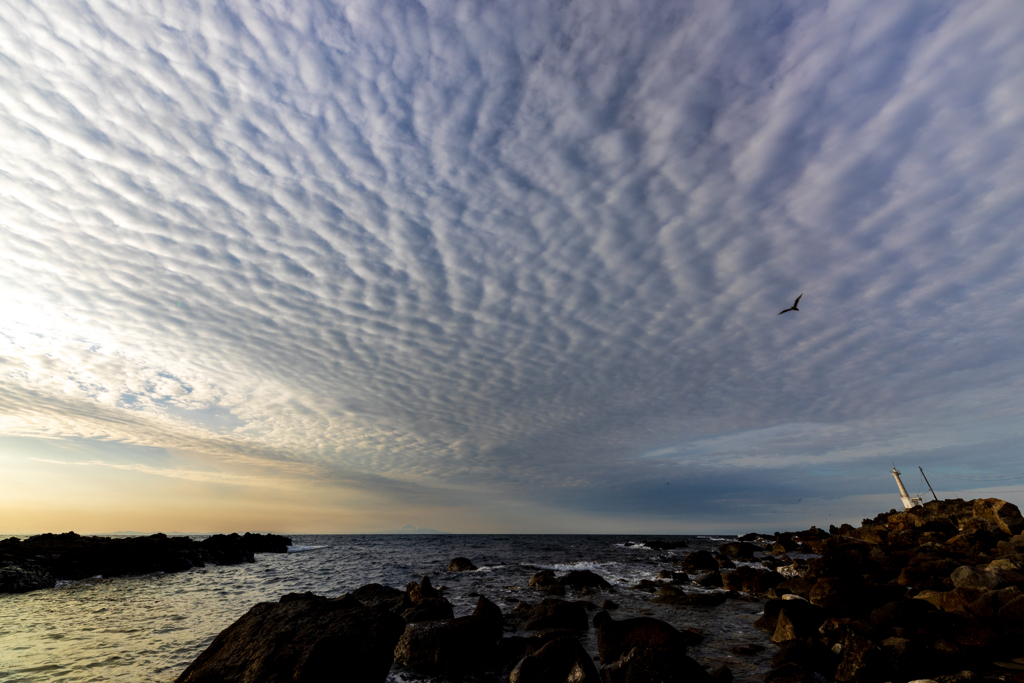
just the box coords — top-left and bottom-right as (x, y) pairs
(891, 467), (924, 509)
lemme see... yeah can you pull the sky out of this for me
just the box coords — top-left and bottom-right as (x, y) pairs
(1, 0), (1023, 534)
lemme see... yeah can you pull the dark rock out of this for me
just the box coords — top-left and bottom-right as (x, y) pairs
(393, 596), (503, 678)
(653, 591), (729, 608)
(834, 632), (885, 683)
(869, 598), (937, 632)
(175, 591), (404, 683)
(402, 597), (454, 623)
(679, 550), (719, 573)
(764, 662), (814, 683)
(0, 531), (291, 594)
(529, 570), (566, 596)
(598, 598), (618, 610)
(809, 577), (860, 615)
(708, 665), (733, 682)
(559, 570), (611, 591)
(406, 576), (440, 603)
(447, 557), (477, 572)
(717, 542), (761, 560)
(597, 616), (692, 665)
(509, 635), (600, 683)
(729, 643), (765, 656)
(998, 593), (1024, 631)
(693, 571), (723, 588)
(593, 610), (612, 629)
(769, 601), (826, 643)
(967, 585), (1021, 617)
(602, 646), (711, 683)
(508, 598), (588, 632)
(349, 583), (412, 615)
(642, 539), (690, 551)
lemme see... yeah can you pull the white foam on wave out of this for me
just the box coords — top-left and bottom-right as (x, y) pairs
(530, 560), (620, 573)
(286, 545), (327, 553)
(614, 542), (652, 550)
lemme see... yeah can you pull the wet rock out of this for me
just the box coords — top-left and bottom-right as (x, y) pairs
(0, 563), (55, 594)
(642, 539), (690, 551)
(509, 635), (600, 683)
(598, 599), (618, 610)
(393, 596), (503, 678)
(447, 557), (477, 572)
(508, 598), (588, 632)
(175, 591), (405, 683)
(402, 597), (454, 623)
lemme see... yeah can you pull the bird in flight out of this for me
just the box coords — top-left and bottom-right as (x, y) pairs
(778, 293), (802, 315)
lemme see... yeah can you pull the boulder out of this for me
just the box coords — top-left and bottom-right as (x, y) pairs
(508, 635), (600, 683)
(597, 616), (692, 665)
(406, 576), (440, 603)
(175, 592), (405, 683)
(349, 584), (412, 615)
(508, 598), (588, 632)
(717, 542), (761, 560)
(447, 557), (477, 572)
(973, 498), (1024, 536)
(833, 632), (884, 683)
(601, 645), (711, 683)
(998, 594), (1024, 632)
(679, 550), (719, 573)
(559, 570), (611, 591)
(809, 577), (860, 615)
(653, 592), (728, 608)
(402, 597), (454, 623)
(915, 588), (980, 613)
(393, 596), (503, 678)
(529, 570), (565, 596)
(693, 571), (723, 589)
(950, 564), (1024, 591)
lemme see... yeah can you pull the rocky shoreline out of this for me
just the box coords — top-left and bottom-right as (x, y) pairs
(0, 531), (292, 594)
(175, 497), (1024, 683)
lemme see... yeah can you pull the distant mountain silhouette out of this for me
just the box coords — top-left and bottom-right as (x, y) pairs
(379, 524), (452, 534)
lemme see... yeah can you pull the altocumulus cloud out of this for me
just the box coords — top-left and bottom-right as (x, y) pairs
(1, 0), (1023, 529)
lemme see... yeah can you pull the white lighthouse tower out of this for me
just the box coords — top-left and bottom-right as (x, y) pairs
(891, 466), (923, 509)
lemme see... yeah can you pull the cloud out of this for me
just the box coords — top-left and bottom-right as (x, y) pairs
(1, 0), (1023, 529)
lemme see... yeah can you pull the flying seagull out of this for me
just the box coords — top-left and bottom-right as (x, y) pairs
(778, 294), (802, 315)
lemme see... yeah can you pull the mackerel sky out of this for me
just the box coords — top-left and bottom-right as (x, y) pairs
(2, 0), (1023, 533)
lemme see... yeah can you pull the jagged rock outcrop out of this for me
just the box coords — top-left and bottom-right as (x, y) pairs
(175, 591), (405, 683)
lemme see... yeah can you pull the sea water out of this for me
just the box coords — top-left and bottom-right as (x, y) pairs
(0, 534), (776, 682)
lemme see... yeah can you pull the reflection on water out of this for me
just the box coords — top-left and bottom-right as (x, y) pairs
(0, 535), (774, 682)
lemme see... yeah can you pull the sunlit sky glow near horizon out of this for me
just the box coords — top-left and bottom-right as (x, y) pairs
(2, 0), (1024, 534)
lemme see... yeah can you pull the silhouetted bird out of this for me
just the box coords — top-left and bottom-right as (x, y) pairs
(778, 293), (802, 315)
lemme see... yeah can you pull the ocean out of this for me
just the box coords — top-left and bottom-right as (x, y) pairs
(0, 534), (776, 682)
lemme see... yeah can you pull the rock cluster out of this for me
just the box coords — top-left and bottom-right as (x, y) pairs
(0, 531), (292, 594)
(178, 560), (731, 682)
(746, 497), (1024, 682)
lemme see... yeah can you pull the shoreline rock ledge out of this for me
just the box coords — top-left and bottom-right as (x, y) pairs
(0, 531), (292, 594)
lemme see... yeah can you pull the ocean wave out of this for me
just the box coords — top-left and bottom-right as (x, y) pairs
(286, 545), (327, 553)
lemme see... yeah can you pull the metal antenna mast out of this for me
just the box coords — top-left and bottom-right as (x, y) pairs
(919, 466), (939, 502)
